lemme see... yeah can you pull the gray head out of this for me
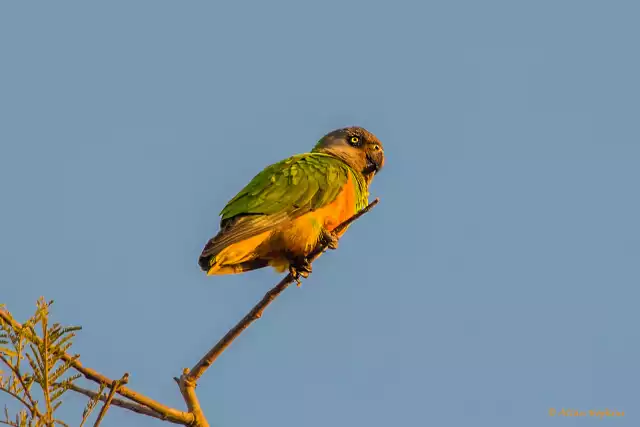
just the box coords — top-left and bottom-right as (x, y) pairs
(312, 126), (385, 184)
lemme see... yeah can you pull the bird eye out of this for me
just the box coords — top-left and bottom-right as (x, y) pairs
(350, 136), (360, 145)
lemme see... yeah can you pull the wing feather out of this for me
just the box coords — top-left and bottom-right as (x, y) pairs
(199, 153), (351, 264)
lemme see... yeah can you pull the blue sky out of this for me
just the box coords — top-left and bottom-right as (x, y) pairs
(1, 1), (639, 426)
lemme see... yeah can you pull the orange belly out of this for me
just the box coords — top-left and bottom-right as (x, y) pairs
(257, 175), (357, 261)
(207, 175), (360, 275)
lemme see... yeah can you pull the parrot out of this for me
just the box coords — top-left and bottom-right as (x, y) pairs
(198, 126), (385, 281)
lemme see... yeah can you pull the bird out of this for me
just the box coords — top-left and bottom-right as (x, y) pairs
(198, 126), (385, 281)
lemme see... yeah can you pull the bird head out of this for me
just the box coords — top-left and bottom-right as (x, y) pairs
(312, 126), (385, 184)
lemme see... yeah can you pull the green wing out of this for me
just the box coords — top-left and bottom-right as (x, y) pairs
(199, 153), (356, 264)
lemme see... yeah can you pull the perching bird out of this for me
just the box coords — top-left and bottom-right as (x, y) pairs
(198, 126), (385, 280)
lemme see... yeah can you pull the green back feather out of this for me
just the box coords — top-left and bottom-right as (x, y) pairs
(220, 153), (367, 221)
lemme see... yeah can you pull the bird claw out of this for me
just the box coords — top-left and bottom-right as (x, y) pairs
(289, 258), (312, 287)
(320, 229), (339, 250)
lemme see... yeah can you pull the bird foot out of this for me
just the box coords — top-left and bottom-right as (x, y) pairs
(289, 258), (312, 287)
(320, 229), (339, 250)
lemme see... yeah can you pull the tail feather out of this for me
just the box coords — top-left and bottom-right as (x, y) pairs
(198, 230), (273, 275)
(206, 258), (270, 275)
(198, 253), (212, 271)
(198, 235), (222, 271)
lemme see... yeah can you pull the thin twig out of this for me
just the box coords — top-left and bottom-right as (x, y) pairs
(68, 384), (173, 424)
(13, 333), (24, 402)
(63, 356), (191, 424)
(0, 310), (194, 426)
(93, 373), (129, 427)
(78, 383), (105, 427)
(0, 388), (31, 413)
(331, 198), (380, 235)
(186, 198), (379, 383)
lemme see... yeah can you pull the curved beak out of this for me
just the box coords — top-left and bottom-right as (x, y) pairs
(364, 149), (385, 175)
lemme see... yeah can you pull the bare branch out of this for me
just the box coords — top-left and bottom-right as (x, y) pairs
(63, 357), (192, 424)
(176, 369), (207, 427)
(68, 383), (173, 424)
(186, 198), (379, 383)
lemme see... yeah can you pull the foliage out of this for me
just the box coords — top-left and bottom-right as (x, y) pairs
(0, 299), (81, 427)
